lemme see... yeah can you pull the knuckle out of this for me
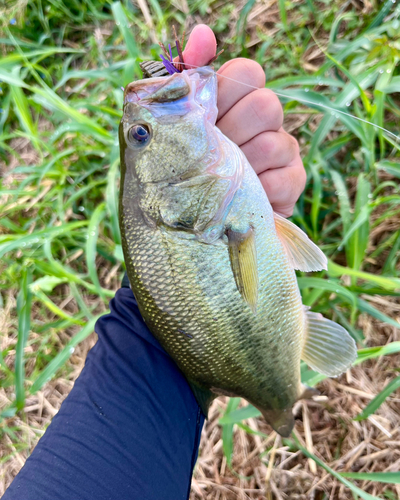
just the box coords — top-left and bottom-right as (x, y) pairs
(238, 59), (266, 88)
(286, 163), (306, 206)
(281, 205), (294, 217)
(294, 160), (307, 192)
(252, 89), (283, 130)
(289, 134), (300, 155)
(258, 133), (275, 158)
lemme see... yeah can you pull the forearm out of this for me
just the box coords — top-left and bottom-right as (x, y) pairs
(4, 288), (204, 500)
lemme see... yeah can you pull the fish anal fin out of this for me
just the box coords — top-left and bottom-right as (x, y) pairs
(273, 212), (327, 272)
(257, 406), (295, 437)
(301, 309), (357, 377)
(227, 227), (258, 314)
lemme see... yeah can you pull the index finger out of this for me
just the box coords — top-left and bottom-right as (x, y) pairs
(217, 59), (266, 119)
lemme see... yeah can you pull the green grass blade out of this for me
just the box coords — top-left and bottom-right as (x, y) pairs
(277, 0), (289, 32)
(15, 269), (33, 411)
(376, 160), (400, 179)
(355, 342), (400, 364)
(10, 85), (37, 139)
(30, 315), (104, 394)
(0, 221), (88, 259)
(219, 404), (261, 425)
(328, 261), (400, 290)
(86, 203), (106, 298)
(309, 162), (322, 239)
(297, 277), (357, 307)
(31, 290), (85, 325)
(341, 472), (400, 484)
(106, 157), (121, 245)
(364, 0), (396, 32)
(220, 397), (241, 466)
(347, 174), (371, 271)
(292, 434), (383, 500)
(355, 375), (400, 421)
(330, 170), (351, 234)
(357, 298), (400, 329)
(111, 2), (139, 60)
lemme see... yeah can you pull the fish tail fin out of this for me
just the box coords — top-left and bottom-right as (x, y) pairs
(258, 407), (295, 437)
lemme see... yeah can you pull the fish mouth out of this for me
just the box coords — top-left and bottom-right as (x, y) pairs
(123, 67), (218, 124)
(124, 72), (191, 105)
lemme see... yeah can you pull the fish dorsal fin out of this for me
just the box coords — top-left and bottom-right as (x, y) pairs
(227, 227), (258, 314)
(273, 212), (327, 272)
(301, 310), (357, 377)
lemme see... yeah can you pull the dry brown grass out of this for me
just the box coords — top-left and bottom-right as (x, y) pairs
(189, 305), (400, 500)
(1, 298), (399, 498)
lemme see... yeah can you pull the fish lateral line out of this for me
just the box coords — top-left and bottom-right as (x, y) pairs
(155, 60), (398, 143)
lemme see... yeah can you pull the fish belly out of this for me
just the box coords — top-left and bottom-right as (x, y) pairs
(121, 165), (304, 415)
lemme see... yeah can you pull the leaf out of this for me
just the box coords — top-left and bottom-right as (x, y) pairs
(0, 67), (28, 88)
(341, 472), (400, 484)
(357, 298), (400, 329)
(10, 85), (37, 139)
(0, 221), (88, 259)
(292, 434), (383, 500)
(376, 160), (400, 179)
(297, 277), (357, 307)
(15, 269), (32, 411)
(219, 404), (261, 425)
(29, 275), (68, 293)
(111, 2), (139, 60)
(30, 315), (104, 394)
(220, 398), (241, 466)
(364, 0), (395, 32)
(236, 0), (257, 46)
(355, 375), (400, 421)
(106, 157), (121, 245)
(86, 203), (106, 298)
(346, 174), (371, 272)
(380, 76), (400, 94)
(330, 170), (351, 234)
(277, 0), (288, 32)
(355, 342), (400, 364)
(32, 290), (85, 325)
(328, 261), (400, 290)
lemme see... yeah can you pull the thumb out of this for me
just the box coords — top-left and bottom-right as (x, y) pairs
(176, 25), (217, 70)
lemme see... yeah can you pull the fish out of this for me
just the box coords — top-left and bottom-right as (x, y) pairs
(118, 66), (357, 437)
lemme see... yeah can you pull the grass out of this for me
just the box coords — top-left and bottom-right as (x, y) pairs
(1, 0), (400, 498)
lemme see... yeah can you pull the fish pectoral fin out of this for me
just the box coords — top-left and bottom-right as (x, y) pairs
(301, 309), (357, 377)
(273, 212), (327, 272)
(227, 227), (258, 314)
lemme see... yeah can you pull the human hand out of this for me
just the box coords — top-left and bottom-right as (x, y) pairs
(180, 25), (306, 218)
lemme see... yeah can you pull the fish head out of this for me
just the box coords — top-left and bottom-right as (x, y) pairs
(119, 68), (218, 184)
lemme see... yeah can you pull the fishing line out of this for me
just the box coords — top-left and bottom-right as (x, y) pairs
(168, 61), (400, 143)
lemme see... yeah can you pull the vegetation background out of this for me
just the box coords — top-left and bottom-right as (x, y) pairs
(1, 0), (400, 498)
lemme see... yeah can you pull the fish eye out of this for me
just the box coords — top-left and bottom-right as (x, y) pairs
(128, 124), (151, 146)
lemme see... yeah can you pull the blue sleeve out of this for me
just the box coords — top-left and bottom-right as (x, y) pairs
(4, 287), (204, 500)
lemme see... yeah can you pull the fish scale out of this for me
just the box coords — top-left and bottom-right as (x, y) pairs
(119, 66), (357, 436)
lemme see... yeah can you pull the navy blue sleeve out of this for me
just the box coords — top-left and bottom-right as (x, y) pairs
(4, 287), (204, 500)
